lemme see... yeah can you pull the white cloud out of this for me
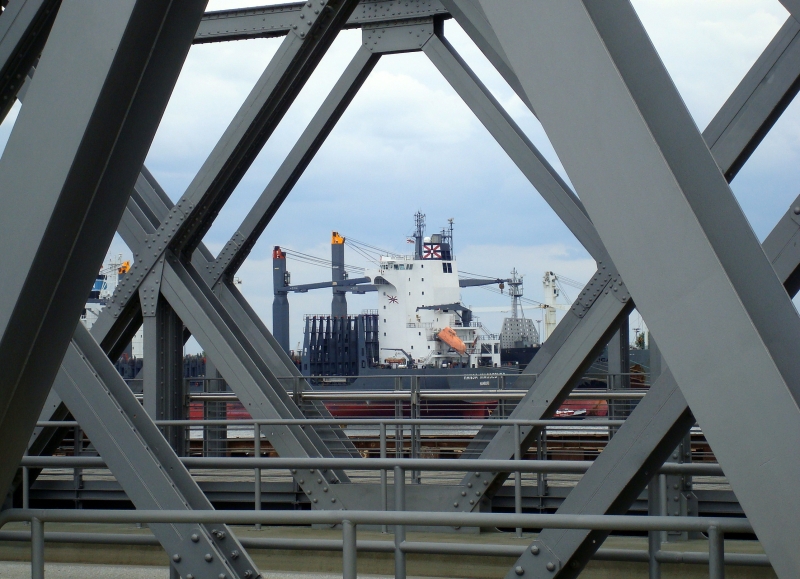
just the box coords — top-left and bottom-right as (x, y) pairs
(4, 0), (799, 352)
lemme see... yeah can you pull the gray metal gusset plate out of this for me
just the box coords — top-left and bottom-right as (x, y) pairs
(195, 0), (448, 44)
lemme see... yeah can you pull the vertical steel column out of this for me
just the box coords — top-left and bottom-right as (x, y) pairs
(708, 526), (724, 579)
(607, 316), (630, 433)
(342, 519), (357, 579)
(395, 377), (403, 459)
(514, 423), (523, 538)
(203, 358), (227, 457)
(31, 516), (43, 579)
(142, 294), (187, 455)
(394, 466), (406, 579)
(659, 474), (668, 544)
(21, 462), (29, 510)
(380, 422), (388, 534)
(647, 482), (661, 579)
(254, 424), (262, 531)
(536, 429), (547, 500)
(411, 375), (420, 484)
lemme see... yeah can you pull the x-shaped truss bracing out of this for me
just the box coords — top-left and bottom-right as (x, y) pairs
(3, 1), (800, 577)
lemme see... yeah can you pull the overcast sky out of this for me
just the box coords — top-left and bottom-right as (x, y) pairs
(1, 1), (797, 353)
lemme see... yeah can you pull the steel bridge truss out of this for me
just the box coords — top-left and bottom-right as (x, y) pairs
(2, 0), (800, 577)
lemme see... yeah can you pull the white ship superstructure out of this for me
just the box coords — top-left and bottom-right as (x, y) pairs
(369, 216), (500, 369)
(81, 255), (144, 357)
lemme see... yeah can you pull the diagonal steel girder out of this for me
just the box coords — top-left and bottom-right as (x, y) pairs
(445, 3), (800, 513)
(507, 18), (800, 577)
(30, 1), (366, 507)
(478, 1), (800, 576)
(0, 0), (60, 123)
(114, 173), (358, 501)
(209, 43), (381, 284)
(198, 4), (800, 520)
(514, 193), (800, 578)
(56, 324), (260, 579)
(90, 0), (360, 355)
(0, 0), (206, 501)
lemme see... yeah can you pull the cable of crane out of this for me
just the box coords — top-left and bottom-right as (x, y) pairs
(459, 269), (503, 280)
(346, 242), (382, 266)
(475, 284), (547, 307)
(282, 248), (365, 273)
(555, 279), (572, 304)
(344, 236), (405, 259)
(554, 273), (585, 289)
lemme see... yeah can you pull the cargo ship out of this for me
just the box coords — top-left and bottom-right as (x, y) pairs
(273, 213), (611, 419)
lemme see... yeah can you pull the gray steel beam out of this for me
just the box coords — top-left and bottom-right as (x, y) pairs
(457, 272), (633, 502)
(127, 126), (362, 459)
(56, 324), (260, 579)
(438, 0), (534, 114)
(762, 190), (800, 296)
(496, 17), (800, 572)
(194, 0), (449, 44)
(780, 1), (800, 23)
(422, 32), (608, 263)
(141, 289), (187, 455)
(91, 0), (360, 350)
(0, 0), (59, 123)
(0, 0), (205, 501)
(421, 29), (629, 506)
(209, 45), (379, 283)
(478, 1), (800, 575)
(449, 0), (800, 510)
(703, 16), (800, 181)
(159, 253), (353, 506)
(121, 171), (360, 464)
(518, 372), (694, 578)
(512, 191), (800, 577)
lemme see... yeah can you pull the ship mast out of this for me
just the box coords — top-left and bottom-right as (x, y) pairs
(509, 268), (523, 320)
(542, 271), (559, 341)
(413, 211), (425, 260)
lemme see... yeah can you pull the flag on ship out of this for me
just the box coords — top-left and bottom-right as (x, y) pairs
(423, 244), (441, 259)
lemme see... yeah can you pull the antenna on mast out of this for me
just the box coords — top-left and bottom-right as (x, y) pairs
(413, 211), (426, 260)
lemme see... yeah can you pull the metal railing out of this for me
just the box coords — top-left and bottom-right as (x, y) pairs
(5, 501), (754, 579)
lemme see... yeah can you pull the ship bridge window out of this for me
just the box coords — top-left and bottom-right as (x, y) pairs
(442, 262), (453, 273)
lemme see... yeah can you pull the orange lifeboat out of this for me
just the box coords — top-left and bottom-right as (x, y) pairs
(437, 327), (466, 355)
